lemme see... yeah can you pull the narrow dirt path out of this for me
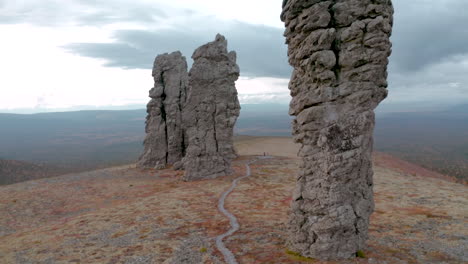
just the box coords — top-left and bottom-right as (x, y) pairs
(215, 156), (272, 264)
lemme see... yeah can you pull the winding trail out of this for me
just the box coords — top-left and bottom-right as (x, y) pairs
(215, 156), (272, 264)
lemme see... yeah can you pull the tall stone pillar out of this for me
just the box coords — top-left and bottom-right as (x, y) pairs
(137, 51), (188, 169)
(182, 34), (241, 181)
(281, 0), (393, 260)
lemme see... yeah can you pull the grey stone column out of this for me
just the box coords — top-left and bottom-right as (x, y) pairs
(281, 0), (393, 260)
(182, 34), (241, 181)
(137, 51), (188, 169)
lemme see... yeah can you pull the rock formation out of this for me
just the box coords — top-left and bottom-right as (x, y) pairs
(182, 34), (241, 181)
(137, 51), (188, 169)
(281, 0), (393, 260)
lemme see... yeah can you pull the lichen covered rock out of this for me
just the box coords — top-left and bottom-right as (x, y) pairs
(137, 51), (188, 169)
(182, 34), (241, 181)
(281, 0), (393, 260)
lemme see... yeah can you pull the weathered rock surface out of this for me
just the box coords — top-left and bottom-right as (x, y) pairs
(137, 51), (188, 169)
(281, 0), (393, 260)
(182, 34), (241, 181)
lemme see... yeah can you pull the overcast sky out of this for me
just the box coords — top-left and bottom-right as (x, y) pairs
(0, 0), (467, 113)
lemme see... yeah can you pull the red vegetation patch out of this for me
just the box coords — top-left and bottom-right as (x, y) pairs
(374, 152), (464, 184)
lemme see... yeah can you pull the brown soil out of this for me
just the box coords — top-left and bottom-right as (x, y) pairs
(234, 136), (300, 158)
(0, 137), (466, 263)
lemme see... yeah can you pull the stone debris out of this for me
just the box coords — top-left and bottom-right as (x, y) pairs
(182, 34), (241, 181)
(137, 51), (188, 169)
(166, 236), (221, 264)
(281, 0), (393, 260)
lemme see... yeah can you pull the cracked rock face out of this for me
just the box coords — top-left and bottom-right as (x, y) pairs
(137, 51), (188, 169)
(281, 0), (393, 260)
(182, 34), (240, 181)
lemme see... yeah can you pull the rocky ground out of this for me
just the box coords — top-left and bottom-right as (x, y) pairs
(0, 137), (467, 263)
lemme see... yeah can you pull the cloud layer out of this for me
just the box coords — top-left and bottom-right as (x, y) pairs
(389, 0), (468, 73)
(60, 0), (468, 104)
(64, 22), (290, 78)
(1, 0), (467, 111)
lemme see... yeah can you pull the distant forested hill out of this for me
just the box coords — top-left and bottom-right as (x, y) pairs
(0, 110), (146, 172)
(374, 106), (468, 181)
(0, 104), (466, 183)
(0, 159), (67, 185)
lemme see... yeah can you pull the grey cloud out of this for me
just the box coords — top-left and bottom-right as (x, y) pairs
(64, 22), (291, 78)
(65, 42), (153, 69)
(77, 9), (165, 26)
(74, 0), (167, 26)
(63, 0), (468, 79)
(0, 1), (65, 26)
(385, 53), (468, 112)
(376, 0), (468, 112)
(3, 0), (468, 111)
(4, 0), (468, 79)
(0, 0), (167, 26)
(390, 0), (468, 73)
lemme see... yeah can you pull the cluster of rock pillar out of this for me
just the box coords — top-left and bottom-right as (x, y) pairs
(137, 34), (240, 181)
(281, 0), (393, 260)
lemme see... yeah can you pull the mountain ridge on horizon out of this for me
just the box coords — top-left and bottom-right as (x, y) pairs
(0, 104), (466, 183)
(2, 102), (467, 115)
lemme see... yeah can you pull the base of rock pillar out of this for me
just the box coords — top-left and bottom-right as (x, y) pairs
(182, 156), (233, 181)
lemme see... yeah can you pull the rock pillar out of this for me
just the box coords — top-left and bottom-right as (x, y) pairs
(182, 34), (241, 181)
(281, 0), (393, 260)
(138, 51), (188, 169)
